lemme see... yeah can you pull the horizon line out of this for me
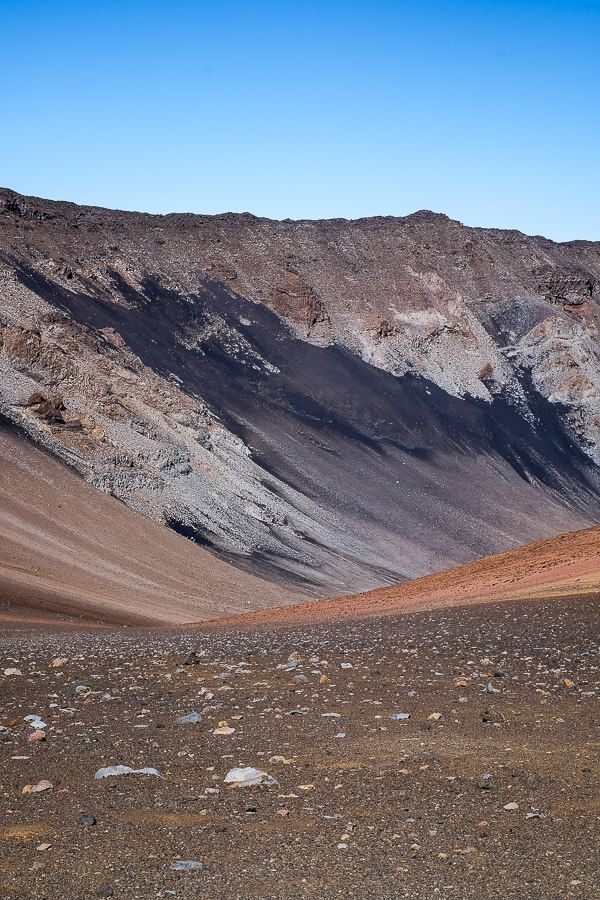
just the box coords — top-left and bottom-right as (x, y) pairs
(1, 184), (597, 246)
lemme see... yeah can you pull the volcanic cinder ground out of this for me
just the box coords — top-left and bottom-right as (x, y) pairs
(1, 529), (599, 899)
(1, 592), (598, 900)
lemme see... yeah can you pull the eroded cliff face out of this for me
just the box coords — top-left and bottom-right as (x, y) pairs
(1, 187), (599, 595)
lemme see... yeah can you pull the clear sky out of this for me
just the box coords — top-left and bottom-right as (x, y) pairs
(2, 0), (599, 240)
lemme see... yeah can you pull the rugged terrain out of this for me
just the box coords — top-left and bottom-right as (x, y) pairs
(1, 595), (598, 899)
(2, 188), (600, 602)
(1, 190), (599, 900)
(0, 417), (298, 625)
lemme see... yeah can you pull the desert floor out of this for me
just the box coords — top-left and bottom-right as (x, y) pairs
(1, 595), (598, 899)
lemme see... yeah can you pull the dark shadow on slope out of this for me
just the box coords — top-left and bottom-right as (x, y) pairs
(10, 257), (600, 587)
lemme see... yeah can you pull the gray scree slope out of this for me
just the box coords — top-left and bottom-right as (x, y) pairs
(1, 188), (600, 596)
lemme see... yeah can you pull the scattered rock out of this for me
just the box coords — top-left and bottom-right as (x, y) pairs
(23, 780), (53, 794)
(176, 711), (203, 725)
(24, 715), (47, 730)
(171, 860), (203, 871)
(481, 708), (504, 724)
(79, 813), (97, 826)
(213, 721), (235, 735)
(224, 767), (277, 787)
(94, 765), (162, 779)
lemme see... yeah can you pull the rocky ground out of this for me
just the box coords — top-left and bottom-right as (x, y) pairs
(1, 596), (598, 899)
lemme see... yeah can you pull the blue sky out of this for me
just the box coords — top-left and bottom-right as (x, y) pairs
(1, 0), (599, 240)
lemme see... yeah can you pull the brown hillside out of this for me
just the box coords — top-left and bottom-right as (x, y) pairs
(0, 423), (298, 626)
(214, 526), (600, 627)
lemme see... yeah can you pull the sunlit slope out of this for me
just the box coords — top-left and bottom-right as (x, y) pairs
(0, 422), (299, 625)
(213, 526), (600, 627)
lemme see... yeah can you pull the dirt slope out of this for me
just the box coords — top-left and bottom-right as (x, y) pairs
(0, 420), (298, 625)
(217, 525), (600, 627)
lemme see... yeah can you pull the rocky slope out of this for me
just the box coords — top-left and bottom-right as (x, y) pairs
(219, 526), (600, 627)
(0, 417), (298, 624)
(1, 187), (600, 596)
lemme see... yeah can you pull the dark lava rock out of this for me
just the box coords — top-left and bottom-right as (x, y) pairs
(481, 707), (505, 724)
(79, 813), (97, 826)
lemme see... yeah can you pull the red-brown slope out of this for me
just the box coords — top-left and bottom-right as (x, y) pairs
(0, 424), (299, 625)
(213, 525), (600, 627)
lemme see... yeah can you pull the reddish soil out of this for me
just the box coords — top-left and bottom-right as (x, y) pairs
(214, 526), (600, 628)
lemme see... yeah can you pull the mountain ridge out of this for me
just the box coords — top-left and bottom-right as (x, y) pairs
(2, 186), (600, 244)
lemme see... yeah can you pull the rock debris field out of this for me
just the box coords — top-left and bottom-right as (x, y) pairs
(0, 597), (598, 899)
